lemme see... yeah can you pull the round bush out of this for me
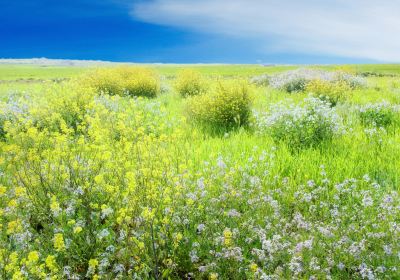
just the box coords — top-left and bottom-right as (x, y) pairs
(249, 74), (270, 87)
(186, 81), (253, 130)
(255, 97), (343, 149)
(81, 67), (160, 98)
(358, 101), (399, 128)
(306, 79), (351, 106)
(174, 69), (207, 97)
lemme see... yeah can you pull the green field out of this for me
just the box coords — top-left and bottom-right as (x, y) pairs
(1, 64), (400, 279)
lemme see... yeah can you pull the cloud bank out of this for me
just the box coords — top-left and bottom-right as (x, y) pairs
(131, 0), (400, 62)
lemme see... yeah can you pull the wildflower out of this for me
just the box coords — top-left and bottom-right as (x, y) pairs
(7, 219), (22, 235)
(101, 205), (113, 219)
(362, 195), (373, 207)
(50, 195), (61, 216)
(54, 233), (66, 252)
(27, 251), (39, 266)
(197, 223), (206, 234)
(141, 207), (155, 220)
(87, 258), (99, 275)
(12, 271), (24, 280)
(217, 157), (227, 169)
(223, 228), (233, 247)
(226, 209), (241, 218)
(190, 250), (199, 263)
(249, 262), (258, 273)
(0, 185), (6, 195)
(209, 272), (218, 280)
(45, 255), (58, 272)
(97, 229), (110, 239)
(14, 187), (26, 197)
(73, 226), (83, 234)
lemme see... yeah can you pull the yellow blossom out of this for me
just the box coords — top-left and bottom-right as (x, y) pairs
(73, 226), (83, 234)
(45, 255), (58, 272)
(89, 258), (99, 268)
(223, 228), (233, 247)
(7, 220), (22, 235)
(14, 187), (26, 197)
(50, 196), (60, 213)
(209, 272), (218, 280)
(249, 263), (258, 273)
(27, 251), (39, 266)
(53, 233), (65, 252)
(0, 185), (6, 196)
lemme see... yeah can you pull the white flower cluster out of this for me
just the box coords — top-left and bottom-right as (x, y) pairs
(255, 97), (343, 148)
(267, 68), (366, 92)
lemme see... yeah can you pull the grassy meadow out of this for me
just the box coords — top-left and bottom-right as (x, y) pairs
(0, 63), (400, 279)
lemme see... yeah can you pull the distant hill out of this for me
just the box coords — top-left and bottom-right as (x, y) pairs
(0, 58), (123, 67)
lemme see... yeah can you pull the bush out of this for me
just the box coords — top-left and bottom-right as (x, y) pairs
(81, 67), (160, 98)
(269, 68), (366, 93)
(306, 79), (351, 106)
(186, 81), (253, 131)
(0, 99), (27, 140)
(255, 97), (343, 149)
(174, 69), (207, 97)
(249, 74), (270, 87)
(358, 101), (399, 128)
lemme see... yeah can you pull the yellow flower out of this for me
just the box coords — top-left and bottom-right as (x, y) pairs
(12, 271), (25, 280)
(223, 228), (233, 247)
(8, 199), (17, 208)
(209, 272), (218, 280)
(50, 196), (60, 213)
(73, 226), (83, 234)
(53, 233), (65, 252)
(5, 252), (19, 273)
(7, 220), (22, 235)
(45, 255), (58, 272)
(249, 263), (258, 273)
(141, 207), (155, 220)
(175, 232), (183, 243)
(27, 251), (39, 266)
(89, 258), (99, 269)
(173, 232), (184, 248)
(0, 185), (6, 196)
(14, 187), (26, 197)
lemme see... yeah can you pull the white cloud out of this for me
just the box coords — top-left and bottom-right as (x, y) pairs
(131, 0), (400, 62)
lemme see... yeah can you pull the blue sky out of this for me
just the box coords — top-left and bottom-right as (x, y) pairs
(2, 0), (400, 63)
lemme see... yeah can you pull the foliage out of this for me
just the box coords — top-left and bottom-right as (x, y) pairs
(186, 81), (253, 131)
(358, 101), (399, 128)
(306, 79), (352, 106)
(81, 67), (160, 98)
(255, 97), (343, 149)
(174, 69), (207, 97)
(249, 74), (270, 87)
(269, 68), (366, 93)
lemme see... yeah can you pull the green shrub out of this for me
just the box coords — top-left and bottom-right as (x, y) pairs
(174, 69), (207, 97)
(81, 67), (160, 98)
(269, 68), (366, 93)
(306, 79), (351, 106)
(0, 99), (27, 140)
(255, 97), (343, 149)
(358, 101), (398, 128)
(249, 74), (270, 87)
(186, 81), (252, 131)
